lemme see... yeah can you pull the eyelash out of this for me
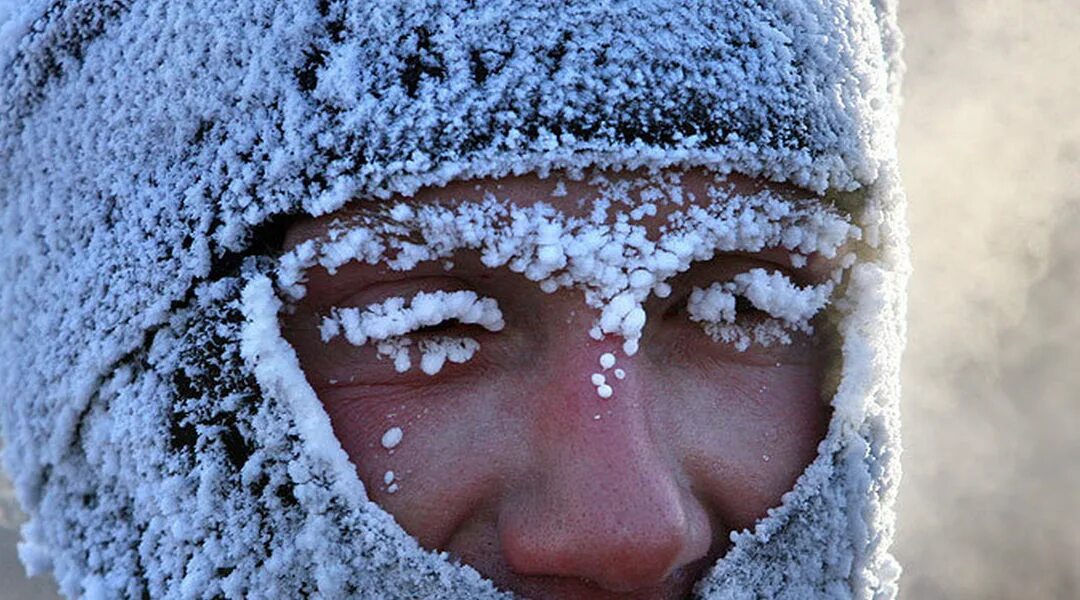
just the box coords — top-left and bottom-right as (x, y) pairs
(318, 290), (505, 377)
(664, 292), (762, 319)
(315, 268), (829, 381)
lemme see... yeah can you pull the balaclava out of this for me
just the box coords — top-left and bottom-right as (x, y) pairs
(0, 1), (907, 598)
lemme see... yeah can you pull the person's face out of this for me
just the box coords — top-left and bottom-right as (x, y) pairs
(281, 169), (838, 600)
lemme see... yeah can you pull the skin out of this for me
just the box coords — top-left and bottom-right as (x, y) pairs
(282, 169), (835, 600)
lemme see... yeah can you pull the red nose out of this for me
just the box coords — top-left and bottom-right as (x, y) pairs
(496, 340), (714, 593)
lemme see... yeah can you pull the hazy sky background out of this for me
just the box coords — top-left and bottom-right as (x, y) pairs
(2, 1), (1078, 598)
(896, 0), (1078, 598)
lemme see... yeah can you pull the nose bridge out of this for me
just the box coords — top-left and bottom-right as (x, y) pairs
(497, 347), (712, 591)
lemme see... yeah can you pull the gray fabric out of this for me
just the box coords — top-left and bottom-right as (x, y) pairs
(0, 1), (906, 598)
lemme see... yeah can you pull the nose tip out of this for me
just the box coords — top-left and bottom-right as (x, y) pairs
(497, 441), (713, 592)
(500, 490), (706, 592)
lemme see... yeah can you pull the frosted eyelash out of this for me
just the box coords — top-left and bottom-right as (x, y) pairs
(319, 290), (504, 375)
(686, 268), (834, 351)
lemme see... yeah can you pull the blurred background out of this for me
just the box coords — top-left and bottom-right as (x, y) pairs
(895, 0), (1079, 598)
(1, 0), (1077, 598)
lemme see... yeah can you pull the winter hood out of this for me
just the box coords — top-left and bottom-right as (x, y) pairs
(0, 1), (906, 598)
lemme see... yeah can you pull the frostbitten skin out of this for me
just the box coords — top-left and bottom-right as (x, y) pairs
(282, 170), (836, 600)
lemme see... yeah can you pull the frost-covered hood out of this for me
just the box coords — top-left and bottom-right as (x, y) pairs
(0, 1), (907, 598)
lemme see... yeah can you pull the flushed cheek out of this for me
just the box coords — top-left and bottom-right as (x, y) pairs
(317, 383), (523, 549)
(657, 366), (829, 529)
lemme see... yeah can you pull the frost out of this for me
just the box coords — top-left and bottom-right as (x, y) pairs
(381, 427), (403, 450)
(319, 291), (503, 375)
(0, 0), (904, 597)
(418, 337), (480, 376)
(687, 269), (835, 352)
(277, 176), (859, 360)
(599, 353), (617, 370)
(734, 269), (834, 325)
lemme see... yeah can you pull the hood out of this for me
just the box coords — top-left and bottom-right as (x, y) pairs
(0, 1), (907, 598)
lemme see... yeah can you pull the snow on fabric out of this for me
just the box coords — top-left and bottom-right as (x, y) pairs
(0, 1), (907, 599)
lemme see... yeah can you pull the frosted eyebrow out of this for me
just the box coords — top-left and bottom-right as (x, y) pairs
(686, 268), (835, 351)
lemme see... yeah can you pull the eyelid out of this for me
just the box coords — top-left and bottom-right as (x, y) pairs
(321, 288), (505, 344)
(325, 275), (473, 312)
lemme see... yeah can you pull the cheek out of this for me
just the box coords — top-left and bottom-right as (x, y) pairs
(314, 382), (522, 550)
(656, 363), (830, 530)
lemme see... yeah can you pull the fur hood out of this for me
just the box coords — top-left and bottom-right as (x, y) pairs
(0, 1), (906, 598)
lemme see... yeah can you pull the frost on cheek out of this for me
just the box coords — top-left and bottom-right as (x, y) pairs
(687, 268), (835, 351)
(319, 290), (504, 376)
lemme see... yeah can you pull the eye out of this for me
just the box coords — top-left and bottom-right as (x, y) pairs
(316, 289), (506, 380)
(733, 294), (758, 317)
(676, 269), (834, 353)
(662, 291), (765, 322)
(410, 319), (471, 336)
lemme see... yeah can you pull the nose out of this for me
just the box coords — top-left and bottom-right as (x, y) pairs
(497, 345), (714, 592)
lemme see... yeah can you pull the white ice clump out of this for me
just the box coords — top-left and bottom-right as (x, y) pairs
(687, 268), (835, 352)
(381, 427), (403, 450)
(590, 371), (614, 399)
(599, 353), (617, 370)
(321, 291), (505, 346)
(734, 269), (834, 325)
(417, 337), (481, 376)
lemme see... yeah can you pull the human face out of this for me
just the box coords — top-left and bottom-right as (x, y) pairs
(281, 169), (840, 599)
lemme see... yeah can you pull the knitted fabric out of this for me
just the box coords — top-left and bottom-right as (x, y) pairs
(0, 1), (906, 598)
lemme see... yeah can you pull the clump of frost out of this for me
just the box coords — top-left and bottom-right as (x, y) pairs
(589, 372), (615, 399)
(599, 353), (617, 370)
(322, 291), (504, 345)
(687, 268), (835, 351)
(381, 427), (403, 450)
(417, 337), (481, 376)
(734, 269), (834, 324)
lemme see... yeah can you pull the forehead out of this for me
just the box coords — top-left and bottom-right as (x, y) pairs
(284, 169), (820, 251)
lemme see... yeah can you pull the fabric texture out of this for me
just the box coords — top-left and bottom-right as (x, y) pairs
(0, 1), (907, 598)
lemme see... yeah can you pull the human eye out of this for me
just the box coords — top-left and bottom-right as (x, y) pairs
(657, 260), (835, 365)
(684, 268), (833, 352)
(318, 289), (505, 380)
